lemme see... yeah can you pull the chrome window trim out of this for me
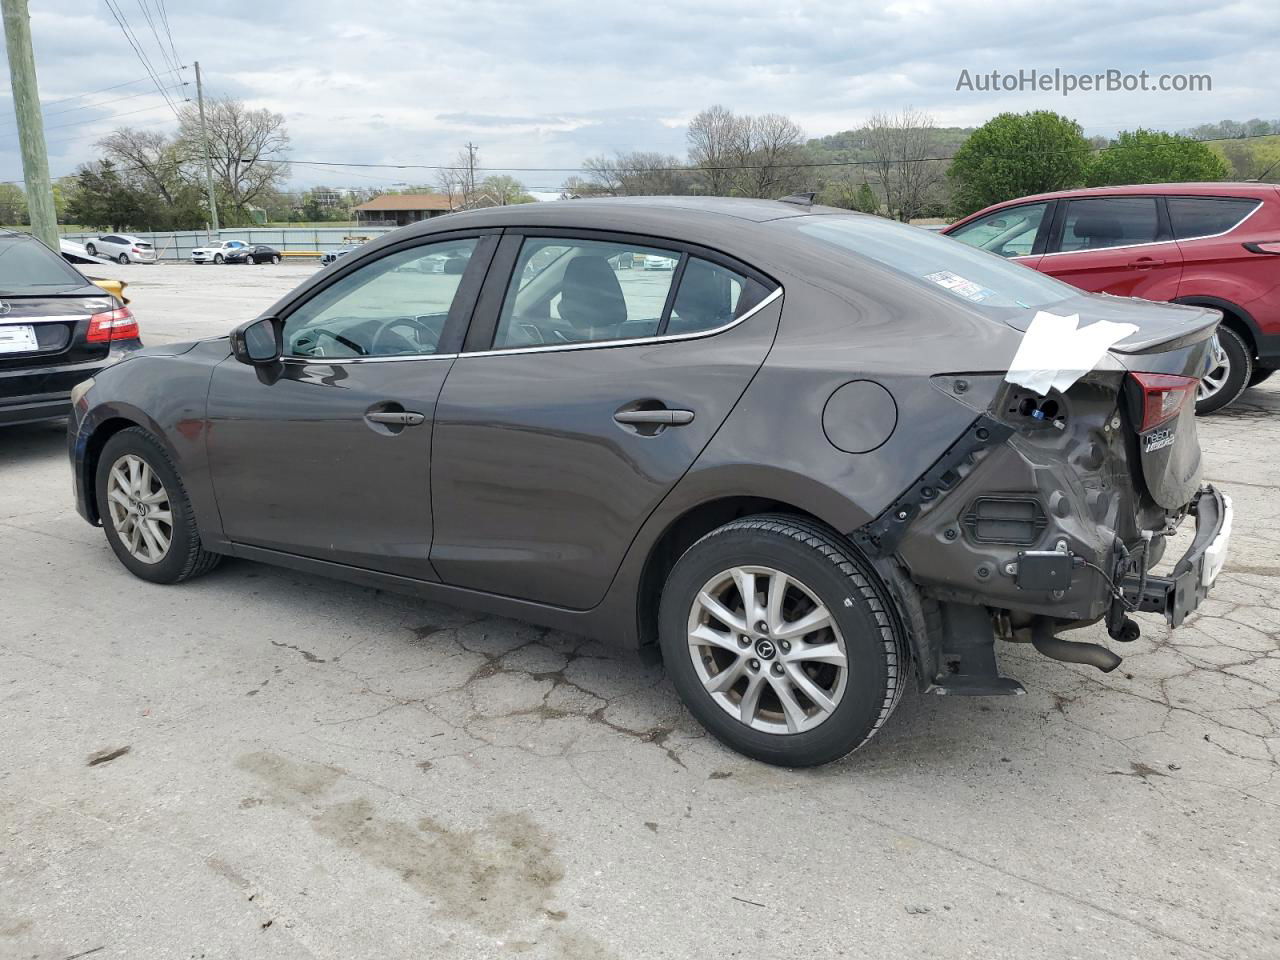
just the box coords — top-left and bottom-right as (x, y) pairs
(1030, 197), (1264, 260)
(459, 286), (783, 359)
(281, 351), (459, 365)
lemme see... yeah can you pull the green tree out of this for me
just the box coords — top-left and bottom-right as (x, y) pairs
(0, 183), (28, 224)
(947, 111), (1090, 216)
(1086, 129), (1229, 186)
(64, 161), (161, 230)
(852, 181), (878, 214)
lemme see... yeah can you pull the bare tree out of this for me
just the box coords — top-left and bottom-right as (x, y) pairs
(687, 104), (745, 196)
(732, 113), (806, 198)
(437, 144), (480, 208)
(97, 128), (184, 204)
(864, 107), (945, 221)
(176, 97), (289, 213)
(581, 154), (624, 196)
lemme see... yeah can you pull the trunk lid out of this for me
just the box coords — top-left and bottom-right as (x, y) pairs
(0, 292), (117, 369)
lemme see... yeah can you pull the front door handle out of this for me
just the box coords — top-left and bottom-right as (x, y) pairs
(366, 410), (425, 426)
(1128, 257), (1165, 269)
(614, 408), (695, 426)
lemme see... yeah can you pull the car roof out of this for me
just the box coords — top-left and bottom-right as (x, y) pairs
(976, 181), (1277, 209)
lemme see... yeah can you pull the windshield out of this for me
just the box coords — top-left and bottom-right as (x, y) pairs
(786, 215), (1076, 313)
(0, 236), (89, 293)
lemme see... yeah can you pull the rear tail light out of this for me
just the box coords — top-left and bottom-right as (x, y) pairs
(1130, 372), (1197, 432)
(131, 247), (140, 253)
(86, 305), (139, 343)
(1243, 241), (1280, 255)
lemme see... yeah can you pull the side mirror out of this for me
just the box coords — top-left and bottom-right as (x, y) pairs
(231, 316), (284, 365)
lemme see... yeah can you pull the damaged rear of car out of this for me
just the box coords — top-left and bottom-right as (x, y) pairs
(773, 215), (1227, 698)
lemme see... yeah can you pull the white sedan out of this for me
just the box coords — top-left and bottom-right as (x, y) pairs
(191, 240), (249, 264)
(84, 234), (157, 264)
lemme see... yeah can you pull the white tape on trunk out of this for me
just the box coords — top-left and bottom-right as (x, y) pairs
(1006, 311), (1138, 395)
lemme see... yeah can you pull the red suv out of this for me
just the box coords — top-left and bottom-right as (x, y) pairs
(944, 183), (1280, 413)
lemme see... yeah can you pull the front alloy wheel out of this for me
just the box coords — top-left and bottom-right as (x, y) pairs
(214, 254), (224, 264)
(105, 453), (172, 564)
(1196, 327), (1251, 415)
(689, 566), (847, 734)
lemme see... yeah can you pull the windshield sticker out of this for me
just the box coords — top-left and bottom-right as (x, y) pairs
(1005, 311), (1139, 395)
(923, 270), (995, 303)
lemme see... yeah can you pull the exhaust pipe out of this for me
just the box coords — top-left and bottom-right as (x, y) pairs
(1031, 619), (1122, 673)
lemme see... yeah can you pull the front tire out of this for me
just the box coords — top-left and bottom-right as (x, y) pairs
(658, 515), (908, 766)
(85, 243), (97, 256)
(1196, 327), (1251, 415)
(271, 255), (281, 265)
(96, 427), (221, 584)
(214, 254), (224, 264)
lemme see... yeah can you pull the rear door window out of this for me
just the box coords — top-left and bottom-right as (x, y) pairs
(948, 202), (1049, 258)
(1167, 197), (1260, 239)
(1057, 197), (1160, 252)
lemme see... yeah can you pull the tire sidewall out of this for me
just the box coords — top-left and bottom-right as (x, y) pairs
(1197, 326), (1251, 415)
(96, 429), (198, 584)
(659, 523), (896, 766)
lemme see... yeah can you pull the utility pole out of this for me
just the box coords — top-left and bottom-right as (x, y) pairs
(465, 141), (477, 206)
(194, 61), (219, 233)
(1, 0), (57, 249)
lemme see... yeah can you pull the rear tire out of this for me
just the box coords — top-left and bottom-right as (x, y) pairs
(85, 243), (97, 256)
(214, 254), (224, 264)
(658, 514), (908, 767)
(1196, 326), (1251, 415)
(95, 427), (221, 585)
(117, 253), (129, 265)
(271, 255), (281, 265)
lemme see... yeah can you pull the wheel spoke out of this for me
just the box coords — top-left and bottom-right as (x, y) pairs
(137, 518), (162, 559)
(783, 641), (847, 667)
(766, 570), (789, 634)
(770, 676), (809, 733)
(127, 456), (142, 495)
(148, 509), (172, 525)
(107, 488), (132, 509)
(784, 662), (837, 715)
(689, 622), (742, 655)
(738, 671), (766, 724)
(138, 460), (154, 496)
(696, 590), (747, 633)
(706, 656), (747, 694)
(731, 568), (760, 625)
(145, 518), (171, 555)
(775, 605), (832, 641)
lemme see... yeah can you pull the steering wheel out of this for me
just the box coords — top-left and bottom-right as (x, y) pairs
(300, 327), (367, 357)
(370, 316), (436, 356)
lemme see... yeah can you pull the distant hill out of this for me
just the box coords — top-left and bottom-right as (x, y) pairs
(804, 126), (976, 163)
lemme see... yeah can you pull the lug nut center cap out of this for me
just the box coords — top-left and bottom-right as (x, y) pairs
(754, 639), (777, 661)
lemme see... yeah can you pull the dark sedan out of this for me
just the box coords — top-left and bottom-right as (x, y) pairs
(225, 244), (282, 265)
(0, 232), (141, 426)
(67, 197), (1230, 765)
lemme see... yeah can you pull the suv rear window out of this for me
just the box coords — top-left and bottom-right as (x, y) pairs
(1058, 197), (1160, 252)
(788, 215), (1074, 313)
(0, 236), (88, 293)
(1167, 197), (1259, 240)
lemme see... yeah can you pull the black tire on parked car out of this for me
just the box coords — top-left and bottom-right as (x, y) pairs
(214, 254), (224, 264)
(117, 253), (129, 265)
(271, 255), (281, 265)
(658, 514), (909, 767)
(1247, 368), (1275, 388)
(244, 255), (255, 264)
(1196, 326), (1252, 415)
(95, 426), (222, 585)
(85, 243), (97, 256)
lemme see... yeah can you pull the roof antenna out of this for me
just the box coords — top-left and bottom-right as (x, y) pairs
(778, 192), (816, 206)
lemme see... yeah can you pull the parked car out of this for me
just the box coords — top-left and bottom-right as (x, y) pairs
(225, 244), (282, 265)
(642, 253), (676, 270)
(83, 234), (157, 265)
(944, 183), (1280, 414)
(0, 232), (140, 426)
(320, 248), (355, 265)
(191, 240), (250, 264)
(59, 239), (130, 304)
(68, 197), (1230, 766)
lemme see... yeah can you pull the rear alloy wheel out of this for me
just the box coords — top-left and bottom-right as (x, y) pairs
(1196, 327), (1251, 415)
(96, 427), (221, 584)
(659, 515), (908, 766)
(117, 253), (129, 265)
(85, 243), (97, 256)
(271, 255), (281, 265)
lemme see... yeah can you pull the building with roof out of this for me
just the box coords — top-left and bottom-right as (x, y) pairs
(353, 193), (455, 226)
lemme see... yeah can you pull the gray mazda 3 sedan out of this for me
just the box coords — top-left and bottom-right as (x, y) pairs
(68, 196), (1231, 766)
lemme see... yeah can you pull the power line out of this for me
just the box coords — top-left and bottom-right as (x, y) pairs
(36, 82), (188, 120)
(36, 65), (185, 112)
(136, 0), (178, 78)
(0, 101), (184, 142)
(155, 0), (182, 75)
(103, 0), (180, 118)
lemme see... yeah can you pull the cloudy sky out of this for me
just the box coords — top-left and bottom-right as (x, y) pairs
(1, 0), (1277, 192)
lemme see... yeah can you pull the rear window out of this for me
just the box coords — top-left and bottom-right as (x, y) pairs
(0, 236), (88, 292)
(1167, 197), (1260, 239)
(135, 241), (153, 249)
(787, 215), (1075, 313)
(1058, 197), (1160, 252)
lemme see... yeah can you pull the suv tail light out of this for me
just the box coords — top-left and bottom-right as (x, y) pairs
(1130, 372), (1197, 432)
(86, 305), (139, 343)
(131, 247), (140, 253)
(1243, 241), (1280, 255)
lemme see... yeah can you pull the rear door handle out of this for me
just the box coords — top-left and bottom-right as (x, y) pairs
(366, 410), (425, 426)
(614, 408), (695, 425)
(1128, 257), (1165, 269)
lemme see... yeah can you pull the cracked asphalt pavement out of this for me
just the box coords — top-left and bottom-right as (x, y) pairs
(1, 264), (1277, 959)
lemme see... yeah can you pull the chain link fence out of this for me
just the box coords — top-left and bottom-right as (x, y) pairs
(59, 226), (398, 262)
